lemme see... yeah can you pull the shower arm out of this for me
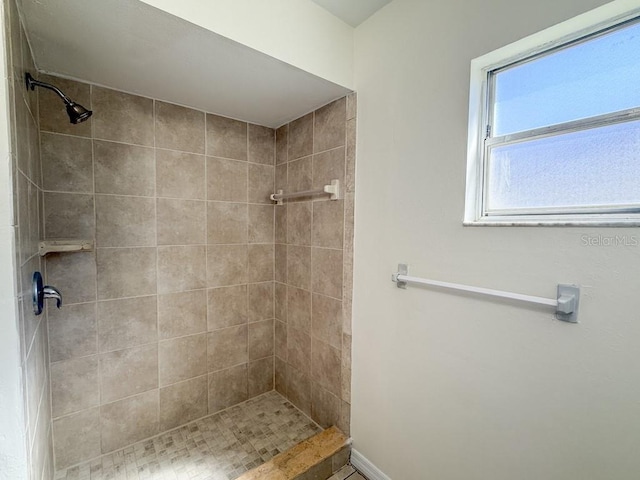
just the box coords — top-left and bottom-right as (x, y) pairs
(25, 73), (73, 105)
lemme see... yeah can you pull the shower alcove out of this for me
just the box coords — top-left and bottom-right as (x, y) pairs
(7, 1), (356, 479)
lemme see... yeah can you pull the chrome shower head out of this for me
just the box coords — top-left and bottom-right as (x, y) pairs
(25, 73), (93, 124)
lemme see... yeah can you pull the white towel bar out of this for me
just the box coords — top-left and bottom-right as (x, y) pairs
(270, 179), (341, 205)
(391, 263), (580, 323)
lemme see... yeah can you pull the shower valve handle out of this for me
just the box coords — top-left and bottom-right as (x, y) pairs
(32, 272), (62, 315)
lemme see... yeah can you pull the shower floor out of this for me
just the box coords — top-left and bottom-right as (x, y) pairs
(54, 391), (322, 480)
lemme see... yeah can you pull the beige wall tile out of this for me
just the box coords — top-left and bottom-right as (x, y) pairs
(249, 319), (273, 360)
(94, 140), (155, 196)
(207, 324), (248, 371)
(156, 149), (206, 200)
(346, 118), (356, 194)
(206, 244), (247, 287)
(41, 133), (93, 193)
(288, 113), (313, 160)
(275, 320), (287, 360)
(314, 98), (346, 153)
(248, 204), (274, 244)
(287, 246), (311, 291)
(51, 356), (99, 417)
(276, 124), (288, 165)
(100, 391), (159, 453)
(275, 205), (287, 244)
(311, 384), (341, 429)
(341, 333), (351, 404)
(159, 334), (207, 386)
(48, 302), (97, 362)
(311, 338), (341, 396)
(274, 282), (287, 322)
(249, 357), (274, 397)
(275, 356), (287, 396)
(158, 290), (207, 339)
(247, 244), (274, 283)
(312, 200), (344, 249)
(45, 252), (97, 305)
(275, 243), (287, 284)
(44, 192), (94, 240)
(92, 87), (154, 146)
(248, 282), (273, 322)
(53, 408), (101, 470)
(287, 326), (310, 375)
(346, 92), (357, 121)
(207, 285), (247, 330)
(287, 202), (311, 246)
(159, 376), (208, 431)
(339, 400), (350, 437)
(96, 247), (157, 300)
(248, 124), (275, 165)
(248, 163), (274, 204)
(289, 290), (313, 338)
(276, 163), (287, 192)
(206, 113), (247, 160)
(208, 364), (248, 413)
(25, 319), (47, 435)
(206, 157), (248, 202)
(155, 101), (205, 154)
(207, 201), (247, 244)
(286, 365), (310, 416)
(311, 248), (343, 299)
(157, 245), (206, 294)
(96, 195), (155, 247)
(97, 296), (157, 352)
(157, 198), (206, 245)
(288, 157), (312, 193)
(311, 293), (342, 349)
(312, 147), (345, 192)
(100, 344), (158, 403)
(38, 75), (91, 137)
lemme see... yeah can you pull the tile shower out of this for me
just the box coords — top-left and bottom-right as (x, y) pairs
(34, 76), (355, 474)
(5, 2), (355, 476)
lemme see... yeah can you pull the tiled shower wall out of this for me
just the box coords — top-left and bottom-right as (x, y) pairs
(40, 76), (277, 470)
(273, 95), (356, 435)
(5, 0), (54, 478)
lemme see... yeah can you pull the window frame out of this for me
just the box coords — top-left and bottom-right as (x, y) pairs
(464, 1), (640, 227)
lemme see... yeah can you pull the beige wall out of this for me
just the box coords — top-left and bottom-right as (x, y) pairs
(272, 95), (356, 435)
(351, 0), (640, 479)
(4, 0), (53, 478)
(41, 77), (277, 470)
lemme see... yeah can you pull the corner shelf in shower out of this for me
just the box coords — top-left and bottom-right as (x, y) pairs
(38, 239), (94, 256)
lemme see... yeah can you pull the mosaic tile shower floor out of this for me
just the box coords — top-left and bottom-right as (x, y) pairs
(54, 392), (322, 480)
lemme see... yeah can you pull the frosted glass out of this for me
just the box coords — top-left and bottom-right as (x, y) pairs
(493, 20), (640, 136)
(486, 119), (640, 212)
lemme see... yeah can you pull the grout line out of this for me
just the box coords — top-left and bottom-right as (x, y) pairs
(152, 98), (161, 432)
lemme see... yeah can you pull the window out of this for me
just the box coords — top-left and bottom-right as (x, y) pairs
(465, 3), (640, 225)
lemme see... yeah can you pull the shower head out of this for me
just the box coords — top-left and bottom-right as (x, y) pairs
(25, 73), (93, 124)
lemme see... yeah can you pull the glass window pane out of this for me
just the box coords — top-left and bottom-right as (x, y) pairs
(486, 119), (640, 212)
(493, 20), (640, 136)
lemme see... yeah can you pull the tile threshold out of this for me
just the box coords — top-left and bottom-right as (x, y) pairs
(54, 391), (322, 479)
(236, 426), (350, 480)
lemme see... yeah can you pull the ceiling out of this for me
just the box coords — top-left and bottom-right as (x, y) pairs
(310, 0), (392, 27)
(19, 0), (352, 128)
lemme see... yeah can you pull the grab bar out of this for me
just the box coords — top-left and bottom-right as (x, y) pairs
(391, 264), (580, 323)
(270, 179), (341, 205)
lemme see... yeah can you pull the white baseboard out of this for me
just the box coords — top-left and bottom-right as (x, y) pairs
(351, 449), (392, 480)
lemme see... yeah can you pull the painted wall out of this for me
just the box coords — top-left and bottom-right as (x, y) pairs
(351, 1), (640, 479)
(139, 0), (354, 90)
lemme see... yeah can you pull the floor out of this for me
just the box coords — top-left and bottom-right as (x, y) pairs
(54, 391), (322, 480)
(328, 466), (367, 480)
